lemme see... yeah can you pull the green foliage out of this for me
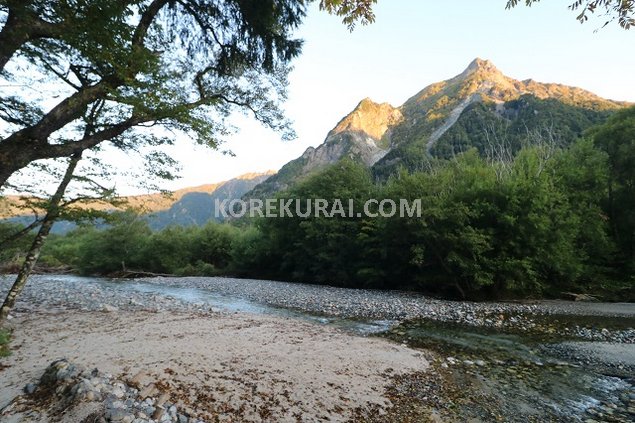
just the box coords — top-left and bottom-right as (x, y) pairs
(366, 148), (589, 297)
(592, 107), (635, 270)
(26, 112), (635, 300)
(0, 221), (32, 266)
(256, 160), (375, 285)
(319, 0), (377, 30)
(506, 0), (635, 29)
(73, 212), (152, 275)
(244, 137), (632, 299)
(0, 327), (10, 357)
(39, 211), (250, 277)
(430, 96), (613, 159)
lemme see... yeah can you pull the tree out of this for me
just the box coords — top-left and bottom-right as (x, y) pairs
(0, 152), (81, 321)
(0, 0), (376, 189)
(0, 0), (290, 188)
(0, 97), (177, 321)
(0, 0), (378, 323)
(318, 0), (376, 29)
(75, 210), (152, 275)
(257, 159), (374, 285)
(592, 107), (635, 265)
(506, 0), (635, 29)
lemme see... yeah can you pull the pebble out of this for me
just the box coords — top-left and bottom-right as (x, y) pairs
(23, 383), (37, 394)
(102, 304), (119, 313)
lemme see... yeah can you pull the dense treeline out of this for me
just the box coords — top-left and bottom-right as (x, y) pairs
(2, 108), (634, 300)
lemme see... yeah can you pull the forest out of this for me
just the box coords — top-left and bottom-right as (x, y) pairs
(2, 106), (634, 301)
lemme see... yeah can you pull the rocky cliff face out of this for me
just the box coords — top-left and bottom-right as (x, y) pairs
(247, 98), (403, 197)
(330, 98), (404, 141)
(393, 58), (626, 154)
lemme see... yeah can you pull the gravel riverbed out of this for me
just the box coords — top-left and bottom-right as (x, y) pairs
(2, 274), (634, 422)
(2, 274), (634, 344)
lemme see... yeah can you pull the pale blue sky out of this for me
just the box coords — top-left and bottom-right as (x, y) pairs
(29, 1), (635, 194)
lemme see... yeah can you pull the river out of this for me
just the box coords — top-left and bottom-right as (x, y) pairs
(1, 274), (634, 421)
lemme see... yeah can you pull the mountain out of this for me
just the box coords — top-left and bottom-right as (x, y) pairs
(0, 171), (274, 232)
(247, 58), (629, 197)
(0, 182), (225, 219)
(146, 173), (273, 229)
(248, 98), (402, 197)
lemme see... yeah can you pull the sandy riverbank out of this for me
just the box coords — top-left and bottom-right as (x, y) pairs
(0, 310), (429, 422)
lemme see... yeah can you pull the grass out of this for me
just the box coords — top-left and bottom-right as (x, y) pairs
(0, 327), (11, 357)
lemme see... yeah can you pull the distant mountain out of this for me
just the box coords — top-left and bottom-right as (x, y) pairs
(146, 173), (273, 229)
(247, 58), (629, 197)
(0, 182), (226, 219)
(0, 171), (274, 232)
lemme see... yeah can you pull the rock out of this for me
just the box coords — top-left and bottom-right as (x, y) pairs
(142, 406), (156, 416)
(106, 407), (132, 422)
(139, 383), (158, 399)
(177, 414), (189, 423)
(24, 383), (37, 394)
(128, 371), (147, 389)
(102, 304), (119, 313)
(474, 360), (486, 367)
(105, 399), (125, 410)
(152, 406), (165, 420)
(40, 359), (83, 386)
(156, 392), (170, 407)
(111, 386), (126, 399)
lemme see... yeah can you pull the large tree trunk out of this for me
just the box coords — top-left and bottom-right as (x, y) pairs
(0, 153), (81, 323)
(0, 113), (141, 190)
(0, 5), (60, 73)
(0, 10), (31, 72)
(0, 167), (13, 191)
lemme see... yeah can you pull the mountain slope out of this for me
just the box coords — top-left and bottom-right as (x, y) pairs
(375, 58), (627, 175)
(0, 182), (225, 219)
(147, 173), (272, 229)
(430, 95), (614, 159)
(248, 58), (629, 196)
(247, 98), (402, 198)
(1, 172), (274, 232)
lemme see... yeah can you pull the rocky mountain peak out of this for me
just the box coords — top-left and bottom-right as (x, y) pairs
(454, 58), (509, 90)
(329, 98), (403, 141)
(463, 57), (500, 76)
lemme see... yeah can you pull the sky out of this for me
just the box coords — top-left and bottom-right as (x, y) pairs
(11, 0), (635, 195)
